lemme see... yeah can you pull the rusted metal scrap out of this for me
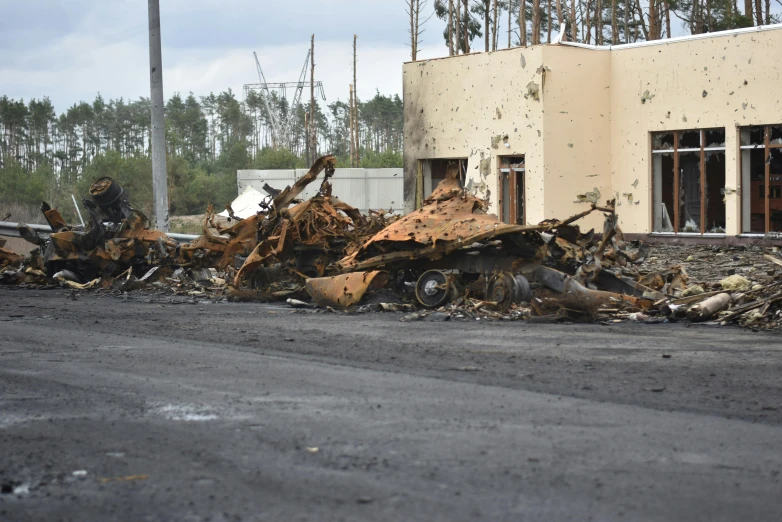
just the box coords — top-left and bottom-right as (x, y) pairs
(3, 150), (778, 331)
(2, 177), (178, 287)
(305, 271), (388, 309)
(230, 155), (394, 292)
(0, 239), (22, 269)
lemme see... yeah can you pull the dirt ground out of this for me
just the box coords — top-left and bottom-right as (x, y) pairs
(1, 287), (781, 521)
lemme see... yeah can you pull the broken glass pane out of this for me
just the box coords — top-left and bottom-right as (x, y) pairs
(679, 130), (700, 150)
(771, 149), (782, 233)
(652, 132), (674, 150)
(740, 126), (765, 147)
(500, 156), (525, 168)
(705, 151), (726, 233)
(742, 148), (766, 233)
(704, 129), (726, 149)
(653, 153), (675, 232)
(679, 152), (701, 232)
(770, 125), (782, 146)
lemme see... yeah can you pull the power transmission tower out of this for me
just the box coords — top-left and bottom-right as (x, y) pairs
(309, 34), (316, 165)
(245, 48), (325, 151)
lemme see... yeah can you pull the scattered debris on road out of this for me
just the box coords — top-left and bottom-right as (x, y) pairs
(2, 156), (781, 330)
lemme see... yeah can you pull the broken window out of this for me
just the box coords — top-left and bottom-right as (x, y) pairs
(679, 152), (701, 232)
(652, 129), (726, 234)
(416, 158), (467, 208)
(498, 156), (525, 225)
(740, 125), (782, 233)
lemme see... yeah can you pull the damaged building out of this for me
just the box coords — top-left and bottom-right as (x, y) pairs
(403, 25), (782, 240)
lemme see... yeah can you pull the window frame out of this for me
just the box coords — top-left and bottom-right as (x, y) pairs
(651, 128), (726, 234)
(739, 125), (782, 234)
(415, 158), (467, 209)
(497, 155), (525, 225)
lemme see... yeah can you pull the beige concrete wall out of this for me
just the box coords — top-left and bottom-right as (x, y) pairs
(540, 46), (612, 231)
(402, 46), (546, 219)
(609, 28), (782, 234)
(403, 26), (782, 235)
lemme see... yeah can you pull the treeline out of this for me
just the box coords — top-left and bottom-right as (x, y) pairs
(0, 90), (403, 221)
(423, 0), (779, 56)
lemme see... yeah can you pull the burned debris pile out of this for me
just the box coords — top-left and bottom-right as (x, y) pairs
(1, 155), (781, 330)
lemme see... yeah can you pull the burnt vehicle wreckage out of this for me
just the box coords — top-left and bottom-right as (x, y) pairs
(2, 155), (781, 330)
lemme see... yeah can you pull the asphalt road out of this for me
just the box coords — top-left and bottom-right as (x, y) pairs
(1, 287), (781, 521)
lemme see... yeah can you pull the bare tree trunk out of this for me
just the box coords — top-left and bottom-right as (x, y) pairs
(584, 0), (591, 43)
(547, 0), (552, 43)
(557, 0), (564, 40)
(754, 0), (762, 25)
(650, 0), (658, 39)
(485, 0), (491, 51)
(632, 9), (638, 41)
(455, 0), (462, 53)
(448, 0), (455, 55)
(611, 0), (617, 42)
(414, 0), (420, 59)
(623, 0), (628, 42)
(533, 0), (540, 44)
(765, 0), (770, 24)
(597, 0), (603, 44)
(409, 1), (416, 59)
(521, 0), (528, 46)
(349, 84), (355, 167)
(744, 0), (753, 22)
(508, 0), (512, 46)
(491, 0), (500, 51)
(464, 0), (470, 52)
(665, 1), (671, 38)
(636, 0), (649, 40)
(571, 0), (577, 41)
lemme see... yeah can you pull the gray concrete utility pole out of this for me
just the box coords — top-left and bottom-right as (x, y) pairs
(148, 0), (169, 232)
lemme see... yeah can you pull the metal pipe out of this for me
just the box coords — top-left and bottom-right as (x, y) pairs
(0, 221), (198, 243)
(71, 195), (85, 227)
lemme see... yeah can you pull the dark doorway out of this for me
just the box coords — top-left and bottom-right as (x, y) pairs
(498, 156), (525, 225)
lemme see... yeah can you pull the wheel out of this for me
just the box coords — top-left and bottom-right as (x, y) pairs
(488, 273), (531, 311)
(415, 270), (451, 308)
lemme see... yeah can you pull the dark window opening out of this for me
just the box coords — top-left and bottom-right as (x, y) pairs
(741, 125), (782, 233)
(705, 152), (726, 233)
(679, 152), (701, 232)
(416, 158), (467, 208)
(704, 129), (726, 148)
(679, 130), (700, 149)
(652, 132), (674, 150)
(653, 129), (725, 234)
(498, 156), (525, 225)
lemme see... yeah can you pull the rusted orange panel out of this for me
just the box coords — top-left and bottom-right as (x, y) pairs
(43, 209), (69, 232)
(49, 231), (81, 254)
(338, 195), (545, 272)
(305, 271), (388, 310)
(0, 246), (23, 268)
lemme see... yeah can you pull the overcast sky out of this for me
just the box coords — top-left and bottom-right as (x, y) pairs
(3, 2), (777, 113)
(0, 0), (457, 112)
